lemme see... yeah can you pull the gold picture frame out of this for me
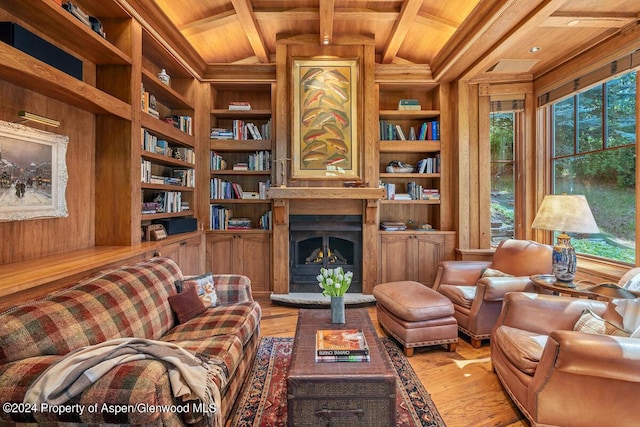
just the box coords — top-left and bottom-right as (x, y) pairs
(292, 58), (359, 179)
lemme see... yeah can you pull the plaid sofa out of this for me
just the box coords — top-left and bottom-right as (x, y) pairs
(0, 256), (262, 426)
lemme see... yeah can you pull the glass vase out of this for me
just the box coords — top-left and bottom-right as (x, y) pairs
(330, 295), (345, 324)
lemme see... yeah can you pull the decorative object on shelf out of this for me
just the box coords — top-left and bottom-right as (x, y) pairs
(292, 58), (359, 180)
(317, 266), (353, 324)
(157, 69), (170, 86)
(0, 120), (68, 221)
(385, 160), (414, 173)
(531, 194), (599, 286)
(158, 68), (171, 86)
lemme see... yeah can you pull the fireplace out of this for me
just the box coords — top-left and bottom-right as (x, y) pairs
(289, 215), (362, 293)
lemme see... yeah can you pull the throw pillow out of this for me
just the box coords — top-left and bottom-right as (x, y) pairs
(573, 308), (630, 337)
(481, 268), (513, 278)
(168, 287), (207, 324)
(175, 272), (217, 307)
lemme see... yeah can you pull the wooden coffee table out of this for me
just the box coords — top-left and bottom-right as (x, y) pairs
(287, 308), (396, 426)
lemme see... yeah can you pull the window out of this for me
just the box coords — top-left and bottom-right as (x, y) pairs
(490, 112), (516, 245)
(551, 71), (636, 264)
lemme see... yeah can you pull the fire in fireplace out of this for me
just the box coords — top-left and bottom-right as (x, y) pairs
(289, 215), (362, 293)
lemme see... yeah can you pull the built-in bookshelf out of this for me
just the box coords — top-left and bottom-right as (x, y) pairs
(377, 83), (443, 231)
(209, 82), (275, 233)
(138, 30), (197, 230)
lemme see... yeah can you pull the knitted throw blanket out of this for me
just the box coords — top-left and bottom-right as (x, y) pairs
(23, 337), (226, 426)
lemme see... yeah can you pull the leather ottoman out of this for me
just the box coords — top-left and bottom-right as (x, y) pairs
(373, 280), (458, 356)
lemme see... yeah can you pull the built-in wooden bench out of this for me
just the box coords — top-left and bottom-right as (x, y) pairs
(0, 232), (203, 312)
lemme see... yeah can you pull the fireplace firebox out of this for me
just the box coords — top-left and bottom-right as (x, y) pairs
(289, 215), (362, 293)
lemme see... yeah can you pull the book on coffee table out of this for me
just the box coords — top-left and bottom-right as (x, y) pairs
(315, 329), (370, 362)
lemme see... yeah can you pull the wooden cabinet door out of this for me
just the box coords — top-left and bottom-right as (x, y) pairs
(379, 234), (414, 283)
(415, 233), (446, 286)
(157, 234), (204, 276)
(206, 234), (236, 274)
(237, 234), (271, 296)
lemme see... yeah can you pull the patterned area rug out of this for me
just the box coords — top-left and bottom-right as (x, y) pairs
(229, 337), (447, 426)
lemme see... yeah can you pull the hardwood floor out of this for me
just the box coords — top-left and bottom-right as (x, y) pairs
(256, 299), (529, 427)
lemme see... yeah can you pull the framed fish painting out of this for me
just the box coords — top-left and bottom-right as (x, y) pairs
(292, 58), (359, 179)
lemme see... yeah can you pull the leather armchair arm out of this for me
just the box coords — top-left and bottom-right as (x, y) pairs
(494, 292), (607, 336)
(433, 260), (492, 289)
(475, 276), (534, 301)
(542, 330), (640, 382)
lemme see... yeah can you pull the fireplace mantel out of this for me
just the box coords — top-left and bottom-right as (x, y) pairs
(268, 186), (385, 199)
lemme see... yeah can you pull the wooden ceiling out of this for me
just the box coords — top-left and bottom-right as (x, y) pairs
(143, 0), (640, 83)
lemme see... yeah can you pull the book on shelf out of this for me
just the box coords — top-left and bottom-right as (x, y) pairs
(233, 162), (248, 170)
(398, 99), (421, 111)
(228, 217), (252, 229)
(242, 191), (260, 199)
(228, 101), (252, 110)
(380, 221), (407, 231)
(259, 210), (272, 230)
(231, 182), (244, 199)
(316, 329), (370, 362)
(395, 124), (406, 140)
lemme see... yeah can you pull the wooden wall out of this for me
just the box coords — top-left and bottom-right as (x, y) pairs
(0, 81), (95, 265)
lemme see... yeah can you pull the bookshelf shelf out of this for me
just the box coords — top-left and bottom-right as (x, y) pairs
(378, 109), (440, 120)
(141, 183), (195, 191)
(211, 170), (272, 176)
(141, 152), (195, 168)
(210, 109), (272, 119)
(210, 140), (272, 152)
(0, 0), (132, 65)
(209, 199), (270, 204)
(142, 211), (193, 221)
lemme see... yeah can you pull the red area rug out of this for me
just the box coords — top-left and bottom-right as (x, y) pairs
(229, 337), (446, 426)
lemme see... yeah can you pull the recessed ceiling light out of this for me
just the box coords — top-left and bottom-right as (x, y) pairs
(567, 19), (580, 26)
(529, 46), (541, 53)
(322, 36), (330, 45)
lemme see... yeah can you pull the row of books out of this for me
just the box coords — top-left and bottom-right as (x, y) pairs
(142, 191), (189, 214)
(315, 329), (370, 363)
(381, 182), (441, 201)
(165, 115), (193, 136)
(210, 120), (269, 141)
(142, 129), (195, 164)
(228, 101), (252, 110)
(210, 150), (271, 171)
(415, 155), (441, 174)
(210, 178), (270, 200)
(141, 160), (195, 187)
(209, 206), (272, 230)
(379, 120), (440, 141)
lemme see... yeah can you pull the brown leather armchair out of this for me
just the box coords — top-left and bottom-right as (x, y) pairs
(491, 292), (640, 427)
(432, 239), (552, 347)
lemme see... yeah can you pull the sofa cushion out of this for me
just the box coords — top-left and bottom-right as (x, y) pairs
(176, 272), (217, 307)
(0, 257), (182, 364)
(167, 334), (244, 393)
(573, 308), (630, 337)
(163, 301), (262, 347)
(493, 325), (548, 375)
(437, 284), (476, 309)
(168, 286), (207, 323)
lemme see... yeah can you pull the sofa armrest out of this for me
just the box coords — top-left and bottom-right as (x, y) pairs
(433, 261), (492, 290)
(541, 330), (640, 382)
(213, 274), (254, 305)
(494, 292), (607, 336)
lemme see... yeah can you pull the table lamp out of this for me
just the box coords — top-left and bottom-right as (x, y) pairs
(531, 194), (599, 286)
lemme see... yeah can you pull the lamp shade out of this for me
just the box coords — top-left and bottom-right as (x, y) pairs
(531, 195), (599, 234)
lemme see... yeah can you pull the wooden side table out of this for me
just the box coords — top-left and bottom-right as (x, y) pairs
(530, 274), (598, 299)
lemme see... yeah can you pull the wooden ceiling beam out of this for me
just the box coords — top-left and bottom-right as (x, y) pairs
(180, 9), (237, 36)
(253, 8), (398, 21)
(319, 0), (335, 45)
(381, 0), (423, 64)
(231, 0), (269, 63)
(415, 11), (458, 33)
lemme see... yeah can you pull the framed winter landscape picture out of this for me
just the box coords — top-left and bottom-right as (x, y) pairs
(0, 120), (68, 221)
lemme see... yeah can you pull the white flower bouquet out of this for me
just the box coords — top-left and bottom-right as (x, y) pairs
(317, 266), (353, 297)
